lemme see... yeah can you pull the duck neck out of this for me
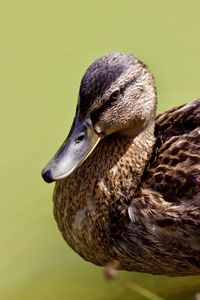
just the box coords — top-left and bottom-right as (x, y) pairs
(53, 121), (156, 260)
(90, 121), (156, 204)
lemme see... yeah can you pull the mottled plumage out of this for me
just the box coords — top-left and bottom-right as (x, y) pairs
(42, 52), (200, 276)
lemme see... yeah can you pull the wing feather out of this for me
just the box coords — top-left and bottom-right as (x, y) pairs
(144, 99), (200, 205)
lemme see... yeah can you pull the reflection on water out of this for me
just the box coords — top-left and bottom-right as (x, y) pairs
(1, 0), (200, 299)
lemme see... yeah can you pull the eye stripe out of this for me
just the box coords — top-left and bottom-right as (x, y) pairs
(91, 96), (116, 123)
(91, 77), (137, 124)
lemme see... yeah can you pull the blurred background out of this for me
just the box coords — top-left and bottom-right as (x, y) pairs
(1, 0), (200, 299)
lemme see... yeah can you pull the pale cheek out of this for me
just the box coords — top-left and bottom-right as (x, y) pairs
(132, 86), (144, 100)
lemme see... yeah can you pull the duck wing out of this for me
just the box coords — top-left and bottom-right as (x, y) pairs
(144, 98), (200, 205)
(110, 100), (200, 275)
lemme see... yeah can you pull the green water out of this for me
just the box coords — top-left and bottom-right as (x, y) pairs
(1, 1), (200, 299)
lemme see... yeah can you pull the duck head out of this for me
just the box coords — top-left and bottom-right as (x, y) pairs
(42, 52), (157, 183)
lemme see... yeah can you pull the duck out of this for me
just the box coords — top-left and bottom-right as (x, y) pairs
(42, 52), (200, 276)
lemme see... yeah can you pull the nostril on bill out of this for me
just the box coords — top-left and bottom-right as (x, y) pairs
(41, 169), (54, 183)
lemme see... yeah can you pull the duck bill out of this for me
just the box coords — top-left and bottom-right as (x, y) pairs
(42, 116), (100, 183)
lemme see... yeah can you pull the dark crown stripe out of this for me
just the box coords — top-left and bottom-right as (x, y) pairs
(79, 53), (137, 120)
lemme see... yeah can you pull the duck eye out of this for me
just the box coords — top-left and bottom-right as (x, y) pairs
(110, 90), (120, 101)
(75, 133), (86, 143)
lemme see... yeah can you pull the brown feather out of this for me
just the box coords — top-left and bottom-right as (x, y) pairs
(51, 54), (200, 276)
